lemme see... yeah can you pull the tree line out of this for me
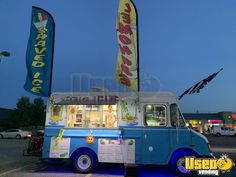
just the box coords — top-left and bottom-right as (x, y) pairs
(1, 97), (46, 130)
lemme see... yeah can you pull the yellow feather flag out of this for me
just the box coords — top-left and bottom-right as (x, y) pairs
(116, 0), (139, 91)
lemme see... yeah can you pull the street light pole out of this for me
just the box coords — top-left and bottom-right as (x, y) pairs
(0, 51), (10, 63)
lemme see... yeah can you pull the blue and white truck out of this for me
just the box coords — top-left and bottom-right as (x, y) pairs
(42, 92), (213, 176)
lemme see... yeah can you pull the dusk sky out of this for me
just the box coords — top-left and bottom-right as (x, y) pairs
(1, 0), (236, 113)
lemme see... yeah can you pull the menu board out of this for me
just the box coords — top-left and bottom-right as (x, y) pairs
(98, 139), (135, 163)
(49, 137), (70, 158)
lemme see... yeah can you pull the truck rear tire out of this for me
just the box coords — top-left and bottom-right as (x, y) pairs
(216, 133), (221, 136)
(73, 150), (96, 173)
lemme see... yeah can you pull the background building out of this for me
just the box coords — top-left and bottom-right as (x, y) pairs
(183, 112), (236, 133)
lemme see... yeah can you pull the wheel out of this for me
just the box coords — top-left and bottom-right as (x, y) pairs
(16, 135), (21, 139)
(73, 151), (97, 173)
(0, 134), (3, 139)
(216, 133), (221, 137)
(170, 151), (197, 177)
(177, 156), (196, 176)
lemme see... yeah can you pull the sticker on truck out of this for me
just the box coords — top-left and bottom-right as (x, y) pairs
(98, 139), (135, 163)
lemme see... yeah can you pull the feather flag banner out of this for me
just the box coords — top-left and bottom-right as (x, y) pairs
(116, 0), (139, 91)
(178, 68), (223, 100)
(24, 6), (55, 97)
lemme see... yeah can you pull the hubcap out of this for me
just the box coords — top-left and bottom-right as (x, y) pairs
(177, 157), (191, 174)
(77, 154), (91, 170)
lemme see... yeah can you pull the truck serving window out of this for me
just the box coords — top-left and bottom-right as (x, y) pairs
(170, 103), (185, 127)
(144, 105), (166, 126)
(65, 105), (117, 128)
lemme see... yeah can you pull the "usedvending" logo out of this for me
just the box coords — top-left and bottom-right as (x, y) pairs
(185, 154), (234, 176)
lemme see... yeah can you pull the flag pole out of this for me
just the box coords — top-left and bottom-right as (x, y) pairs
(48, 15), (55, 97)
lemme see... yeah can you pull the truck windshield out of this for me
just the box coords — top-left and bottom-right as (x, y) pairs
(170, 103), (186, 127)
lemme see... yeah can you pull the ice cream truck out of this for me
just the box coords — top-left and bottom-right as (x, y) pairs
(42, 92), (213, 176)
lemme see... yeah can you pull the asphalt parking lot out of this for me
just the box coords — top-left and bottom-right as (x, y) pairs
(0, 139), (39, 175)
(0, 135), (235, 177)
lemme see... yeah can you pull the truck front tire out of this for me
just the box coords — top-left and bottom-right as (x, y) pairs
(173, 156), (195, 176)
(73, 150), (97, 173)
(170, 150), (197, 177)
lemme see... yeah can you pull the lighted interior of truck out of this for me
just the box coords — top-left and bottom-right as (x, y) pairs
(52, 104), (118, 128)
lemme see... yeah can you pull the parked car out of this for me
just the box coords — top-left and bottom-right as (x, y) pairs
(212, 126), (236, 136)
(0, 129), (32, 139)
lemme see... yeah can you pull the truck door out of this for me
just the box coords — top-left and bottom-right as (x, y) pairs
(142, 104), (170, 164)
(169, 103), (191, 153)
